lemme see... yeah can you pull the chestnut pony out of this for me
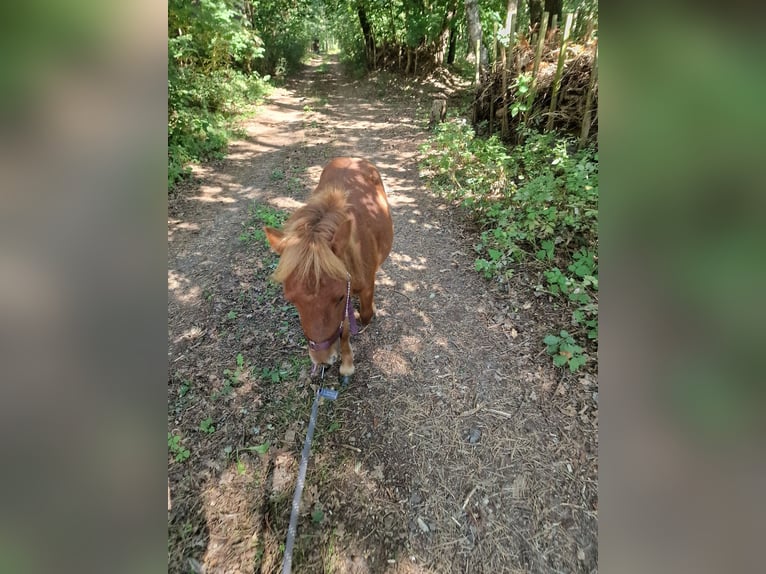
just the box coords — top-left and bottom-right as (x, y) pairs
(264, 158), (393, 379)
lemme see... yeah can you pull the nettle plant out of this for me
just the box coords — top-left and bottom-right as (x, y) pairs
(419, 122), (598, 371)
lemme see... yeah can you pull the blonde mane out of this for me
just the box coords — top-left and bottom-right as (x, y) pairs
(272, 188), (349, 291)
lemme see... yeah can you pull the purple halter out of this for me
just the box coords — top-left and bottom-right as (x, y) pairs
(307, 274), (359, 352)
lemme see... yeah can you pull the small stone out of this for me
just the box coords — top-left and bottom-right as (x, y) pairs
(577, 548), (586, 561)
(416, 517), (430, 533)
(468, 428), (481, 444)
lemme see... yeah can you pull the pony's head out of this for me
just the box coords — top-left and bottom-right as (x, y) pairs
(264, 189), (353, 368)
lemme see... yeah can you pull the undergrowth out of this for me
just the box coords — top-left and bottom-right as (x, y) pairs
(168, 67), (272, 190)
(419, 120), (598, 371)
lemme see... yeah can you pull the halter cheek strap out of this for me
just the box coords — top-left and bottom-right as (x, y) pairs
(307, 274), (359, 352)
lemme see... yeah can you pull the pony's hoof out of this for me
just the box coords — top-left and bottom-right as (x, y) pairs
(340, 375), (352, 388)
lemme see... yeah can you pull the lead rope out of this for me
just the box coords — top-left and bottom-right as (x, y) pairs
(281, 366), (338, 574)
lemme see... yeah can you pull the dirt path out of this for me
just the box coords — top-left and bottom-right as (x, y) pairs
(168, 56), (598, 574)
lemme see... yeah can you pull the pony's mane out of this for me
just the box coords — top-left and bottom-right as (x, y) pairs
(272, 187), (349, 291)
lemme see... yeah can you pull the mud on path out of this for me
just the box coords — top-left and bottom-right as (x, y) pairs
(168, 56), (598, 573)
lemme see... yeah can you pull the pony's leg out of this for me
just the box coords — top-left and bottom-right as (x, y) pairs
(339, 325), (354, 377)
(358, 285), (376, 325)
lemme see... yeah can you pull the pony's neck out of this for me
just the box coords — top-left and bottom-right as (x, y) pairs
(338, 220), (363, 286)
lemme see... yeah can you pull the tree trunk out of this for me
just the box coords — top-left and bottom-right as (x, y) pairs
(447, 25), (457, 64)
(529, 0), (561, 30)
(436, 0), (457, 66)
(505, 0), (518, 33)
(464, 0), (488, 69)
(528, 0), (543, 29)
(545, 0), (563, 28)
(357, 6), (375, 69)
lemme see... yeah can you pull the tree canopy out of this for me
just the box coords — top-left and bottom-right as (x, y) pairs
(167, 0), (597, 188)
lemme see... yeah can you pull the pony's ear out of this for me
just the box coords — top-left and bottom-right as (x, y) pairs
(264, 227), (285, 254)
(331, 217), (352, 256)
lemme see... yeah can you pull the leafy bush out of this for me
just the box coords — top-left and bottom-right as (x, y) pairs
(419, 122), (598, 368)
(168, 64), (270, 189)
(168, 0), (292, 191)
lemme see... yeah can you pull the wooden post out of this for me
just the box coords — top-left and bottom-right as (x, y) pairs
(523, 11), (548, 130)
(474, 39), (481, 84)
(501, 45), (510, 137)
(508, 13), (516, 56)
(585, 18), (595, 42)
(531, 12), (549, 91)
(579, 43), (598, 147)
(546, 13), (573, 132)
(551, 14), (558, 35)
(492, 22), (498, 69)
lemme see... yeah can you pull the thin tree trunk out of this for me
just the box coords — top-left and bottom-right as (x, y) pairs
(547, 12), (573, 131)
(357, 6), (375, 69)
(464, 0), (488, 69)
(436, 0), (457, 66)
(447, 25), (457, 64)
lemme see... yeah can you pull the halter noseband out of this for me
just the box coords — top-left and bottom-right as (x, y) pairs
(307, 274), (359, 352)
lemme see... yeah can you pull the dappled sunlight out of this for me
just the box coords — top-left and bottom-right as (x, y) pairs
(193, 188), (239, 204)
(169, 51), (600, 574)
(167, 219), (201, 232)
(201, 459), (266, 572)
(399, 335), (424, 355)
(372, 347), (412, 377)
(172, 325), (204, 347)
(304, 164), (324, 181)
(390, 252), (428, 271)
(167, 219), (201, 242)
(269, 196), (304, 211)
(168, 269), (201, 305)
(387, 193), (417, 208)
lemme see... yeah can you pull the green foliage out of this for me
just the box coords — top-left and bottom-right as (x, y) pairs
(239, 204), (288, 244)
(199, 417), (216, 434)
(420, 121), (598, 365)
(544, 330), (588, 372)
(326, 0), (475, 71)
(214, 352), (248, 399)
(510, 72), (532, 118)
(169, 0), (332, 190)
(178, 379), (192, 398)
(168, 433), (190, 463)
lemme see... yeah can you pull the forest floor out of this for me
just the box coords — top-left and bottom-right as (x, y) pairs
(168, 55), (598, 574)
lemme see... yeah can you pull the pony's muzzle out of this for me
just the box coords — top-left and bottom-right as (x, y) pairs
(309, 343), (339, 369)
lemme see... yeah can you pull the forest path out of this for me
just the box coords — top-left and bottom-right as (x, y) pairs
(168, 55), (597, 574)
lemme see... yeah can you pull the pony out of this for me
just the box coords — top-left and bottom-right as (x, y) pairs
(264, 157), (394, 380)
